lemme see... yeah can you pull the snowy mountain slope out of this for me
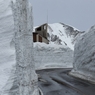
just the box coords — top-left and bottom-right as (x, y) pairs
(47, 23), (84, 50)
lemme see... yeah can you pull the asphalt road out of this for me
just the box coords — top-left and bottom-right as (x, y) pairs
(36, 68), (95, 95)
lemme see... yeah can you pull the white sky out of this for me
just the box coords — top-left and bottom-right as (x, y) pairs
(30, 0), (95, 31)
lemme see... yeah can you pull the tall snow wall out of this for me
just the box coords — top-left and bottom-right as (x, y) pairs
(0, 0), (39, 95)
(0, 0), (16, 91)
(70, 25), (95, 83)
(0, 0), (15, 65)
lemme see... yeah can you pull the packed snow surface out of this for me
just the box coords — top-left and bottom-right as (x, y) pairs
(70, 25), (95, 83)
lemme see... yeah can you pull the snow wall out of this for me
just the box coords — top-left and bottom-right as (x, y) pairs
(34, 43), (73, 70)
(0, 0), (16, 91)
(0, 0), (39, 95)
(70, 25), (95, 83)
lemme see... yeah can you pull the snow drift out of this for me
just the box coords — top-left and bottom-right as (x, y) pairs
(70, 25), (95, 83)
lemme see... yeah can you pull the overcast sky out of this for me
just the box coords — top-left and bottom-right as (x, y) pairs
(29, 0), (95, 31)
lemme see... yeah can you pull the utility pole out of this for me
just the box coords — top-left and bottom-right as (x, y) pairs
(47, 9), (48, 24)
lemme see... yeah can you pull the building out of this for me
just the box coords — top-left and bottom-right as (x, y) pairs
(33, 23), (49, 44)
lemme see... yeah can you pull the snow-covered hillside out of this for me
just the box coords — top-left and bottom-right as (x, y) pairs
(47, 23), (84, 50)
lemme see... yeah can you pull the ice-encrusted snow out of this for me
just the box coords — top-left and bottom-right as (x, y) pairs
(11, 0), (39, 95)
(70, 25), (95, 83)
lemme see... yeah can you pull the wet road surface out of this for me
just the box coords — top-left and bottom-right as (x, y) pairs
(36, 68), (95, 95)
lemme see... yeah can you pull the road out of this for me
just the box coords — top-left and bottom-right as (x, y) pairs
(36, 68), (95, 95)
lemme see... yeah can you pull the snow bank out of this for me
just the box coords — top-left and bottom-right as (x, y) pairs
(0, 0), (16, 93)
(34, 42), (73, 69)
(0, 0), (39, 95)
(70, 25), (95, 83)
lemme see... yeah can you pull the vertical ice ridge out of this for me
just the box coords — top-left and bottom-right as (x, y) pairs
(11, 0), (39, 95)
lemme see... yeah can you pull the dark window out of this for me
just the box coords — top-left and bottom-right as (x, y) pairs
(37, 27), (41, 31)
(33, 33), (37, 42)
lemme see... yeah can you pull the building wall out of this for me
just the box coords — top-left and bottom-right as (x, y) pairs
(36, 34), (39, 42)
(33, 33), (49, 44)
(35, 24), (48, 39)
(42, 37), (49, 44)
